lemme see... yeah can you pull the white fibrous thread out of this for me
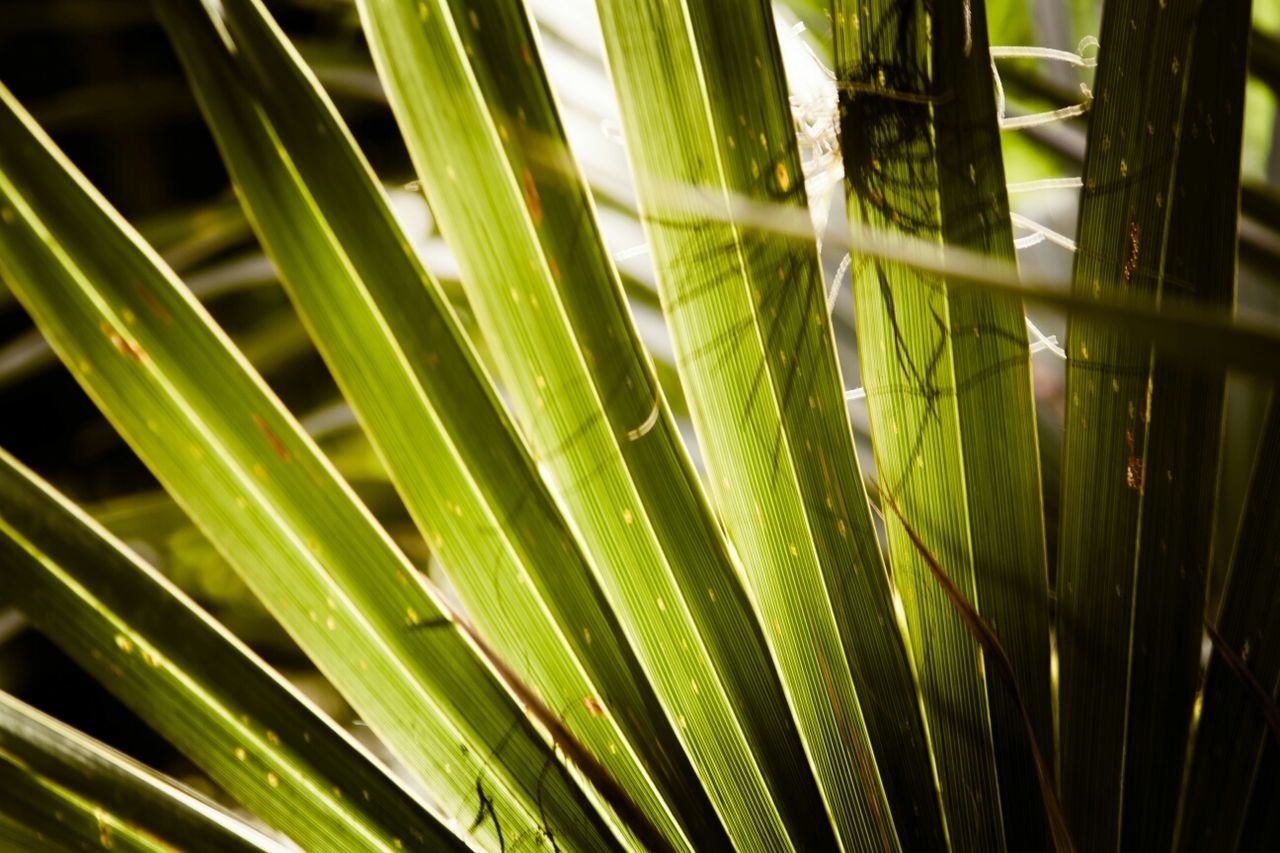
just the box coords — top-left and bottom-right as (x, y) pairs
(613, 243), (650, 261)
(777, 29), (1091, 405)
(625, 402), (660, 441)
(1010, 212), (1078, 252)
(600, 118), (625, 145)
(827, 252), (853, 313)
(992, 37), (1099, 130)
(785, 22), (845, 242)
(596, 20), (1089, 403)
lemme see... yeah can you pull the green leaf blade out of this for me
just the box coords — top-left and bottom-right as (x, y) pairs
(594, 0), (953, 846)
(833, 2), (1055, 848)
(1176, 396), (1280, 850)
(356, 0), (873, 848)
(155, 0), (733, 847)
(1057, 0), (1249, 848)
(0, 80), (613, 852)
(0, 447), (461, 852)
(0, 691), (282, 853)
(0, 752), (169, 853)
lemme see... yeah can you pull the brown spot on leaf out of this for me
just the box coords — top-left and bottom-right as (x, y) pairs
(1125, 429), (1144, 492)
(252, 414), (291, 462)
(1122, 220), (1141, 286)
(133, 281), (172, 324)
(101, 321), (146, 363)
(583, 696), (606, 719)
(521, 168), (542, 225)
(774, 162), (790, 192)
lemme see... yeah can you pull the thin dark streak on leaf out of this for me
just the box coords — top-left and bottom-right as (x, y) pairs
(471, 779), (506, 851)
(439, 604), (676, 853)
(642, 166), (841, 488)
(868, 482), (1076, 853)
(1204, 622), (1280, 746)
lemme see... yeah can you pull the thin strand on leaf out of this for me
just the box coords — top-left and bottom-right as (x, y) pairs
(867, 482), (1075, 853)
(1204, 622), (1280, 746)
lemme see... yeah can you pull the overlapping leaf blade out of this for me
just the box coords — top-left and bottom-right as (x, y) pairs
(357, 0), (853, 847)
(0, 447), (460, 851)
(0, 80), (614, 851)
(0, 752), (168, 853)
(0, 690), (281, 852)
(1176, 395), (1280, 850)
(152, 0), (760, 847)
(1055, 0), (1251, 849)
(832, 1), (1054, 848)
(592, 0), (953, 847)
